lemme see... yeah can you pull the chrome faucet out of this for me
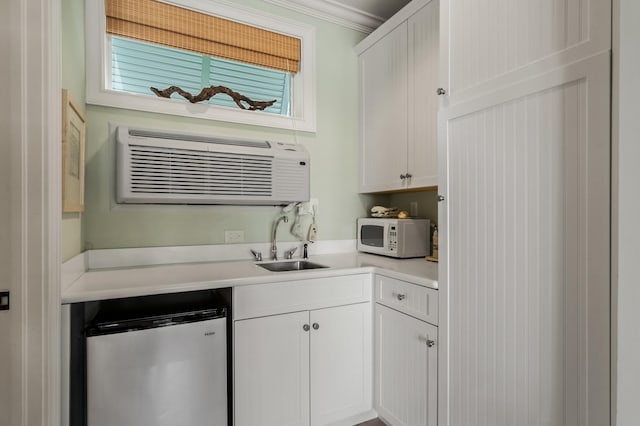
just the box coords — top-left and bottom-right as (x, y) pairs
(250, 249), (262, 262)
(271, 215), (289, 260)
(284, 247), (298, 260)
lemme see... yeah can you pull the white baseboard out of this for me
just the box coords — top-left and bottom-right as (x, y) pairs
(327, 409), (379, 426)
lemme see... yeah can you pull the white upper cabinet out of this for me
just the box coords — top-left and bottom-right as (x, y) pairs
(407, 1), (440, 190)
(358, 22), (408, 193)
(357, 0), (439, 193)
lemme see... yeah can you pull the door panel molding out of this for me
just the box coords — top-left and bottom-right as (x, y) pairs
(438, 51), (610, 426)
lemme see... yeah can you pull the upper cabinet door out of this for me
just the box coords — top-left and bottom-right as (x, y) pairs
(440, 0), (611, 105)
(407, 0), (440, 189)
(359, 22), (408, 193)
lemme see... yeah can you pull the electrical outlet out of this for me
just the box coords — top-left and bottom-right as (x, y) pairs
(224, 230), (244, 243)
(410, 201), (418, 217)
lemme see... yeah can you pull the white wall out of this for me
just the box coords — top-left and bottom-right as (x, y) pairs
(612, 0), (640, 424)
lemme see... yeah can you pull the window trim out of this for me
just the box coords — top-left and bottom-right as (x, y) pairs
(86, 0), (316, 132)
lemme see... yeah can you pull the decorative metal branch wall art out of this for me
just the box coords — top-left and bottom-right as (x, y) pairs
(150, 85), (277, 111)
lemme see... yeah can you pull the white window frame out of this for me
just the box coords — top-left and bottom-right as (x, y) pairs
(86, 0), (316, 132)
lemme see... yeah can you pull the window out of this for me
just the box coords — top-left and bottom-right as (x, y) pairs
(111, 37), (291, 115)
(86, 0), (316, 131)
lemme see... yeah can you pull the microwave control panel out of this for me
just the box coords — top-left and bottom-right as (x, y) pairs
(388, 225), (397, 252)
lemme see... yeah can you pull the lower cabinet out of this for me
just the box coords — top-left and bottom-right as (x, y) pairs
(310, 303), (372, 426)
(374, 275), (438, 426)
(375, 304), (437, 426)
(234, 311), (310, 426)
(233, 274), (372, 426)
(233, 273), (438, 426)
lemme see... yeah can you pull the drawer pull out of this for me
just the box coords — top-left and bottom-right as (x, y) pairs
(303, 324), (310, 332)
(312, 323), (319, 330)
(394, 292), (406, 301)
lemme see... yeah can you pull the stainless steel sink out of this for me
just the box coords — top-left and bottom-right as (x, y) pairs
(257, 260), (329, 272)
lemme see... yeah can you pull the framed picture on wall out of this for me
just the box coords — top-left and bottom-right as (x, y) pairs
(62, 89), (86, 212)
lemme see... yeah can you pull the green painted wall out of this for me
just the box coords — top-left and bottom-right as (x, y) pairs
(61, 0), (85, 260)
(389, 190), (439, 226)
(74, 0), (387, 250)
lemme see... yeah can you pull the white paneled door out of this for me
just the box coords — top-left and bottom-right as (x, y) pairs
(439, 52), (611, 426)
(439, 1), (611, 425)
(0, 0), (11, 414)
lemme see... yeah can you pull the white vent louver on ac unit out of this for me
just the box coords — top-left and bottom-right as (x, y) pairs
(116, 126), (310, 205)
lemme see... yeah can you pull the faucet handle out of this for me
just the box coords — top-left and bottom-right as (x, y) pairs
(250, 249), (262, 262)
(285, 247), (298, 260)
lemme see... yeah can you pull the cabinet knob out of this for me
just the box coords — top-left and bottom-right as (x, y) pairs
(303, 324), (310, 332)
(419, 335), (436, 347)
(437, 195), (445, 202)
(405, 173), (412, 179)
(395, 293), (406, 301)
(312, 323), (319, 330)
(436, 87), (447, 95)
(400, 174), (407, 180)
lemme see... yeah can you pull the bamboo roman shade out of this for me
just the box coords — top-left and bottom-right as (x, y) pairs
(105, 0), (301, 73)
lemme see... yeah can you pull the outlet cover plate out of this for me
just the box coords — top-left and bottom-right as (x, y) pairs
(224, 230), (245, 243)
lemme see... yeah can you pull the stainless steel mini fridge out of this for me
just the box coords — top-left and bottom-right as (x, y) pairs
(85, 292), (227, 426)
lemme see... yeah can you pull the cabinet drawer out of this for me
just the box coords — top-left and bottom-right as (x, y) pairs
(374, 275), (437, 325)
(234, 274), (371, 320)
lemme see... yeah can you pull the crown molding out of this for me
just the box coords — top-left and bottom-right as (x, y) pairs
(264, 0), (384, 33)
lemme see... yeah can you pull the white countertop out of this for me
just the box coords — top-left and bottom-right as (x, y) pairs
(62, 252), (439, 304)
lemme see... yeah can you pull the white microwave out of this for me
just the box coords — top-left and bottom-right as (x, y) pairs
(357, 218), (430, 258)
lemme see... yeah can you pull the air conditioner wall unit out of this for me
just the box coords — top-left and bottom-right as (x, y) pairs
(116, 126), (310, 205)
